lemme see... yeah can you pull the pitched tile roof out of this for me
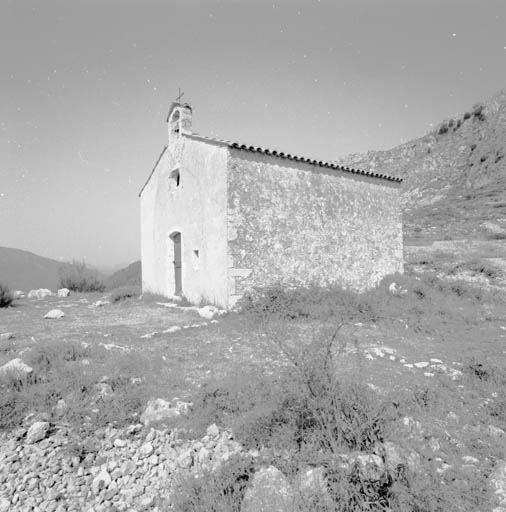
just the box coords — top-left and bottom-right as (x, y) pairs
(185, 133), (403, 183)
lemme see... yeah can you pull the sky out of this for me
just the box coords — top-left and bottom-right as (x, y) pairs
(1, 0), (506, 268)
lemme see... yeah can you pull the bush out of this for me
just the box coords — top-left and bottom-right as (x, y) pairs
(0, 283), (13, 308)
(59, 260), (105, 293)
(111, 285), (141, 302)
(237, 285), (375, 323)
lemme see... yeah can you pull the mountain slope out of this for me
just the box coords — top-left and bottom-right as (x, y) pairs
(105, 260), (141, 290)
(337, 88), (506, 242)
(0, 247), (70, 291)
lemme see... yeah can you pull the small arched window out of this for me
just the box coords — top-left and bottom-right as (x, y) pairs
(170, 109), (180, 137)
(169, 168), (180, 188)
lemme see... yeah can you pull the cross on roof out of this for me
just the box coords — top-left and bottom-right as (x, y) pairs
(175, 88), (184, 104)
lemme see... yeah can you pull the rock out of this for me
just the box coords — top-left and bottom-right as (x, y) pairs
(53, 399), (67, 417)
(388, 282), (408, 296)
(206, 423), (220, 439)
(121, 460), (136, 477)
(12, 290), (25, 299)
(296, 466), (332, 506)
(198, 305), (219, 320)
(92, 468), (112, 494)
(345, 453), (385, 481)
(140, 442), (154, 458)
(44, 309), (65, 319)
(139, 494), (155, 509)
(140, 398), (189, 427)
(0, 358), (33, 379)
(0, 497), (10, 512)
(26, 421), (50, 444)
(490, 460), (506, 508)
(241, 466), (294, 512)
(94, 300), (110, 307)
(381, 442), (420, 473)
(162, 326), (182, 333)
(0, 332), (14, 340)
(94, 383), (113, 398)
(114, 439), (127, 448)
(28, 288), (52, 299)
(488, 425), (506, 439)
(57, 288), (70, 297)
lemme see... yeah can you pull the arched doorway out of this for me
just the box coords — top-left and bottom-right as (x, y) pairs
(170, 232), (182, 296)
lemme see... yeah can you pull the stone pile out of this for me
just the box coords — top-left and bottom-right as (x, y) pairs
(0, 415), (505, 512)
(0, 421), (244, 512)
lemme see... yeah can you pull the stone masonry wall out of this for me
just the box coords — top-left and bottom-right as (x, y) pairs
(227, 149), (403, 304)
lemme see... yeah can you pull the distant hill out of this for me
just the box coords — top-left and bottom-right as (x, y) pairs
(336, 88), (506, 243)
(105, 260), (141, 290)
(0, 247), (71, 291)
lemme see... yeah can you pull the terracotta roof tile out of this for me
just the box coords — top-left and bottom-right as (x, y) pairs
(185, 133), (402, 183)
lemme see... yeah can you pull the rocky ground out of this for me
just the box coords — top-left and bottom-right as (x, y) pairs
(2, 277), (506, 510)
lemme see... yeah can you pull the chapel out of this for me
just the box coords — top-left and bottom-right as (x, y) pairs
(139, 102), (403, 308)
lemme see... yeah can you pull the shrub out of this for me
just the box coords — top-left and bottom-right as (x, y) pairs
(0, 283), (13, 308)
(170, 455), (255, 512)
(237, 285), (375, 323)
(438, 121), (449, 135)
(111, 285), (141, 302)
(59, 260), (105, 293)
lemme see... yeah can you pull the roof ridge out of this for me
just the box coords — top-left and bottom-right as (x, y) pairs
(184, 132), (402, 183)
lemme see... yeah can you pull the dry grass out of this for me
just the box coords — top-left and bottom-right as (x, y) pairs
(1, 272), (506, 508)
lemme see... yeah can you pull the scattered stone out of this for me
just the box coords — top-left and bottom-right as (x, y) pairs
(197, 305), (219, 320)
(92, 468), (112, 494)
(44, 309), (65, 319)
(487, 425), (506, 439)
(430, 358), (443, 364)
(424, 372), (434, 377)
(139, 442), (154, 458)
(0, 497), (10, 512)
(414, 361), (429, 368)
(0, 358), (33, 379)
(490, 460), (506, 508)
(140, 331), (158, 339)
(388, 282), (408, 296)
(94, 300), (110, 307)
(140, 398), (190, 427)
(28, 288), (52, 299)
(241, 466), (294, 512)
(163, 326), (181, 334)
(0, 332), (14, 341)
(57, 288), (70, 297)
(26, 421), (50, 444)
(206, 423), (220, 439)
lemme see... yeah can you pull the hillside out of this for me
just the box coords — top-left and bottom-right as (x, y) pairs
(105, 260), (141, 290)
(0, 247), (70, 291)
(336, 88), (506, 243)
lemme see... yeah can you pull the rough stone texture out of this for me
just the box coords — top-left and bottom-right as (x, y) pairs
(241, 466), (294, 512)
(227, 150), (403, 305)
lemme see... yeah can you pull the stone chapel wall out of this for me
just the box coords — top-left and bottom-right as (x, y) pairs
(226, 149), (403, 304)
